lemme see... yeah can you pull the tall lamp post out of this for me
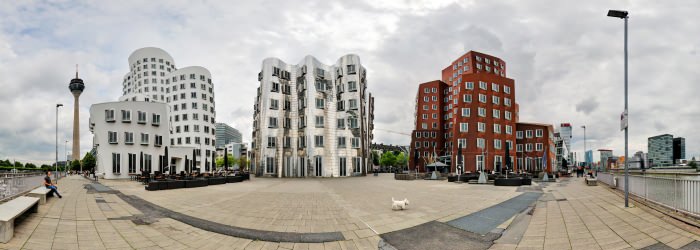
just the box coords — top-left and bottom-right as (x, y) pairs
(607, 9), (630, 208)
(581, 125), (587, 172)
(55, 104), (63, 180)
(65, 140), (68, 170)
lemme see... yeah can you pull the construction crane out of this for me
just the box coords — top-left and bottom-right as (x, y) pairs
(374, 128), (412, 136)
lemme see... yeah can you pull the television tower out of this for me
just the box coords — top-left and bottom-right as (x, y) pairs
(69, 65), (85, 164)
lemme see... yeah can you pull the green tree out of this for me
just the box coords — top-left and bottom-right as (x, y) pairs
(689, 157), (697, 169)
(379, 151), (397, 167)
(371, 151), (380, 166)
(238, 156), (249, 171)
(0, 159), (11, 166)
(70, 160), (81, 171)
(82, 152), (96, 171)
(216, 154), (236, 168)
(395, 152), (407, 167)
(24, 163), (37, 168)
(14, 161), (22, 168)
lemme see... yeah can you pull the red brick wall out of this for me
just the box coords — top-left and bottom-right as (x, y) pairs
(515, 123), (556, 173)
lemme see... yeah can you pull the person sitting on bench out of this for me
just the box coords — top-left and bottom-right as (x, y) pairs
(44, 171), (62, 199)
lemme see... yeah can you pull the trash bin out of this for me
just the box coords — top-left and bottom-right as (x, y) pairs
(612, 177), (618, 189)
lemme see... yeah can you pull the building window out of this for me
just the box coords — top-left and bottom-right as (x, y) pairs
(270, 99), (279, 110)
(315, 135), (324, 147)
(526, 130), (534, 138)
(477, 138), (486, 148)
(315, 116), (324, 128)
(124, 132), (133, 144)
(461, 108), (470, 117)
(492, 96), (500, 105)
(504, 98), (511, 107)
(128, 153), (136, 173)
(517, 144), (523, 152)
(268, 117), (278, 128)
(517, 131), (523, 139)
(155, 135), (162, 147)
(112, 153), (121, 174)
(493, 109), (500, 119)
(479, 81), (487, 90)
(267, 137), (276, 148)
(349, 117), (358, 128)
(337, 118), (345, 129)
(140, 133), (149, 145)
(478, 122), (486, 132)
(337, 137), (346, 148)
(121, 110), (131, 122)
(478, 108), (486, 117)
(152, 114), (160, 126)
(463, 94), (472, 103)
(421, 123), (427, 129)
(460, 123), (468, 132)
(536, 129), (544, 137)
(526, 143), (533, 152)
(105, 109), (115, 122)
(137, 111), (147, 124)
(506, 125), (512, 135)
(316, 98), (324, 109)
(504, 86), (511, 94)
(536, 143), (543, 151)
(266, 157), (275, 174)
(479, 94), (487, 103)
(347, 64), (356, 74)
(505, 111), (512, 120)
(349, 99), (358, 110)
(494, 139), (502, 149)
(494, 124), (501, 134)
(108, 131), (118, 144)
(348, 81), (357, 92)
(476, 155), (484, 171)
(492, 83), (499, 92)
(351, 137), (360, 148)
(458, 138), (466, 148)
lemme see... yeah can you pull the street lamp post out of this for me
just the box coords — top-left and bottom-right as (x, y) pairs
(607, 9), (630, 208)
(55, 104), (63, 181)
(581, 125), (587, 172)
(64, 140), (68, 171)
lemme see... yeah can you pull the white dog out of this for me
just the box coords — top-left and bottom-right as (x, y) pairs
(391, 197), (410, 210)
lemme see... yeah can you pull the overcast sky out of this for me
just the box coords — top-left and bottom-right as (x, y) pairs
(0, 0), (698, 165)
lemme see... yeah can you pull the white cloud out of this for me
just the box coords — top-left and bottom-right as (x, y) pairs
(0, 0), (698, 165)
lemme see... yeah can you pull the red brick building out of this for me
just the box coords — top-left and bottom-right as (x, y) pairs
(410, 51), (519, 173)
(515, 122), (556, 173)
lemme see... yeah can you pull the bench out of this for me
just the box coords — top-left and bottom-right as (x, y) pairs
(0, 196), (40, 243)
(585, 177), (598, 186)
(26, 187), (51, 205)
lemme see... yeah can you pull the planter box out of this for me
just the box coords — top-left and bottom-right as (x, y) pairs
(394, 174), (415, 180)
(185, 179), (208, 188)
(494, 178), (523, 186)
(226, 176), (244, 183)
(208, 178), (226, 185)
(167, 180), (186, 189)
(447, 176), (457, 182)
(521, 178), (532, 185)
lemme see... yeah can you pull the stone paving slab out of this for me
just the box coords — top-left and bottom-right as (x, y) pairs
(381, 221), (498, 250)
(448, 192), (542, 235)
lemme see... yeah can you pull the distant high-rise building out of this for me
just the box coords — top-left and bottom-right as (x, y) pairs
(215, 123), (242, 148)
(252, 55), (374, 177)
(673, 137), (685, 164)
(598, 149), (613, 171)
(585, 150), (593, 166)
(648, 134), (673, 167)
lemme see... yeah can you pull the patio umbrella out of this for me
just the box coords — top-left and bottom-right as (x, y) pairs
(457, 144), (463, 174)
(505, 142), (511, 174)
(224, 147), (229, 171)
(192, 149), (197, 173)
(414, 151), (419, 173)
(185, 155), (189, 174)
(165, 146), (170, 174)
(140, 151), (144, 174)
(205, 157), (209, 172)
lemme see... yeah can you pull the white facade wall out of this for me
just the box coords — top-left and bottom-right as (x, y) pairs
(252, 55), (374, 177)
(121, 47), (216, 172)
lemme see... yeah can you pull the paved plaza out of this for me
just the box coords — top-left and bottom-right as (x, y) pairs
(0, 174), (699, 249)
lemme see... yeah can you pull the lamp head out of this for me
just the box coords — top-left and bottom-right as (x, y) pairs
(607, 10), (628, 18)
(57, 104), (63, 107)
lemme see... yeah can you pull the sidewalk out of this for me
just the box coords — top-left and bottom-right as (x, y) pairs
(490, 178), (700, 250)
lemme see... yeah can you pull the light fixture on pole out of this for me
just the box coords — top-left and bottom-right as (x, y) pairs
(607, 9), (630, 208)
(581, 125), (586, 171)
(65, 140), (68, 170)
(55, 104), (63, 181)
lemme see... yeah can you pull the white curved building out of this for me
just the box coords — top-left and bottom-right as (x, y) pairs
(120, 47), (216, 172)
(252, 55), (375, 177)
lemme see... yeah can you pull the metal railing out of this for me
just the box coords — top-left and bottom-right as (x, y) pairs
(598, 172), (700, 217)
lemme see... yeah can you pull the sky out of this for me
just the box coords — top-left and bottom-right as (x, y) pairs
(0, 0), (698, 165)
